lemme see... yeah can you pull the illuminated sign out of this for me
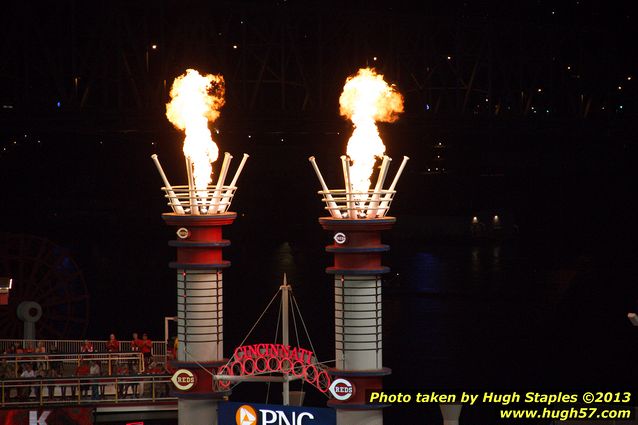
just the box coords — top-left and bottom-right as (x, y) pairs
(0, 277), (11, 290)
(171, 368), (196, 391)
(236, 405), (257, 425)
(328, 378), (354, 401)
(219, 344), (330, 393)
(29, 411), (49, 425)
(176, 227), (190, 239)
(333, 233), (346, 244)
(0, 409), (93, 425)
(233, 344), (314, 364)
(221, 402), (335, 425)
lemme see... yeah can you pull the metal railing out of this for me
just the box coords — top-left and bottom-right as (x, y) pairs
(161, 184), (238, 215)
(0, 352), (147, 378)
(0, 339), (166, 357)
(0, 374), (175, 407)
(318, 188), (396, 219)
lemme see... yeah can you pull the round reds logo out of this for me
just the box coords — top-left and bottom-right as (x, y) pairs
(329, 378), (354, 401)
(171, 369), (196, 391)
(333, 232), (347, 244)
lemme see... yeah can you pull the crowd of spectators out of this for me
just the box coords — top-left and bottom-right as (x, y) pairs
(0, 332), (169, 403)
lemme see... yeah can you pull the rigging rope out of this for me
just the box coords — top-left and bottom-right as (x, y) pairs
(289, 288), (304, 391)
(291, 293), (318, 357)
(265, 293), (283, 402)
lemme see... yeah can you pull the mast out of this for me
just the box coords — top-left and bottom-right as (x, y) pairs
(281, 273), (291, 405)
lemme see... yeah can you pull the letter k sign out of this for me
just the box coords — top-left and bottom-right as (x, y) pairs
(29, 411), (50, 425)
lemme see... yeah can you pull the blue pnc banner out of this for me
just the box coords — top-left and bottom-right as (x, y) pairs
(220, 401), (336, 425)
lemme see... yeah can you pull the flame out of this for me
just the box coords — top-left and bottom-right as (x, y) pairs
(166, 69), (225, 194)
(339, 68), (403, 192)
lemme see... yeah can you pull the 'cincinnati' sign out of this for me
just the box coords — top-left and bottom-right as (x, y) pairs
(218, 344), (331, 393)
(233, 344), (314, 364)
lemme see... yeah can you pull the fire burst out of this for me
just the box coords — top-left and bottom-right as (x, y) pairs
(153, 69), (248, 215)
(309, 68), (408, 219)
(166, 69), (225, 197)
(339, 68), (404, 192)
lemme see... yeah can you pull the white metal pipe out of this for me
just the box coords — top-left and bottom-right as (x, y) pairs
(179, 399), (217, 425)
(440, 404), (463, 425)
(185, 157), (199, 215)
(308, 156), (339, 218)
(210, 152), (232, 213)
(341, 155), (356, 219)
(281, 275), (290, 406)
(337, 410), (382, 425)
(228, 153), (249, 188)
(366, 155), (392, 218)
(377, 155), (409, 217)
(151, 154), (184, 214)
(218, 153), (249, 212)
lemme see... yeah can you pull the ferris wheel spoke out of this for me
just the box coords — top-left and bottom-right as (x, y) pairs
(0, 257), (9, 275)
(33, 268), (74, 296)
(39, 269), (82, 292)
(34, 240), (51, 264)
(0, 234), (89, 340)
(48, 314), (87, 324)
(28, 266), (58, 301)
(28, 254), (53, 286)
(39, 321), (65, 339)
(0, 316), (11, 333)
(32, 277), (72, 303)
(18, 258), (27, 293)
(41, 293), (89, 307)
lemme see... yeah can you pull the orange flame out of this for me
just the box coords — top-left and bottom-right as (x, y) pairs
(339, 68), (403, 192)
(166, 69), (225, 193)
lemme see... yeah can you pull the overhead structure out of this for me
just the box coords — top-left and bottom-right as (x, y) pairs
(0, 2), (621, 136)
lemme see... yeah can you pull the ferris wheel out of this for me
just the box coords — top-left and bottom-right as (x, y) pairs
(0, 233), (89, 339)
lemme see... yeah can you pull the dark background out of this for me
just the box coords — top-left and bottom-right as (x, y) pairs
(1, 1), (637, 423)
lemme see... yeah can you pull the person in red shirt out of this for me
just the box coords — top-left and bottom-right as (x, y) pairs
(106, 334), (120, 352)
(75, 361), (90, 398)
(130, 333), (142, 352)
(80, 340), (94, 353)
(141, 333), (153, 368)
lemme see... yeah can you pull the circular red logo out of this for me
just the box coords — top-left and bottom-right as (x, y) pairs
(171, 369), (196, 391)
(329, 378), (354, 401)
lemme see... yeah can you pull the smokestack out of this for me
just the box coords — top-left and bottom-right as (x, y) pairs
(310, 155), (408, 425)
(320, 215), (394, 425)
(153, 151), (247, 425)
(162, 212), (235, 425)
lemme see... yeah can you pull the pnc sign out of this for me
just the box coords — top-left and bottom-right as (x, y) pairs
(222, 402), (335, 425)
(171, 368), (196, 391)
(236, 405), (258, 425)
(328, 378), (354, 401)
